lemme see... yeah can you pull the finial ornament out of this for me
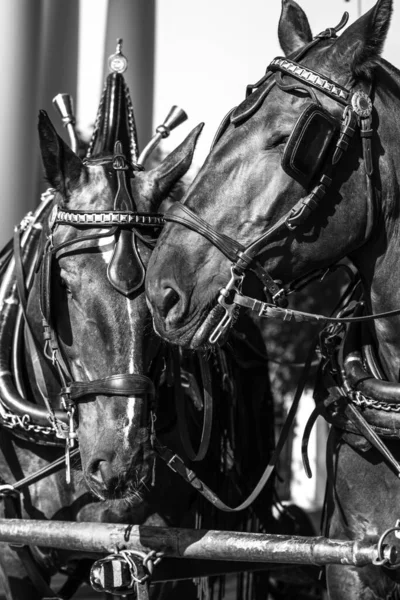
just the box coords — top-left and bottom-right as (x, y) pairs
(108, 38), (128, 74)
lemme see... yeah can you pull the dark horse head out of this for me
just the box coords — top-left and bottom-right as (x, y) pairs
(35, 70), (202, 501)
(146, 0), (396, 356)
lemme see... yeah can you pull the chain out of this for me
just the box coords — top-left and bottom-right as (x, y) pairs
(319, 318), (400, 413)
(348, 390), (400, 413)
(0, 405), (54, 435)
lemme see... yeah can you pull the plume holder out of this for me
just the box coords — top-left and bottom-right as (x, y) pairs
(52, 93), (78, 154)
(138, 106), (188, 166)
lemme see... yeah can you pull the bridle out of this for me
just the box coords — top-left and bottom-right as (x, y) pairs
(163, 16), (384, 344)
(27, 143), (163, 474)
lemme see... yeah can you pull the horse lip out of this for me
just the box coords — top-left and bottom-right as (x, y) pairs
(152, 300), (227, 349)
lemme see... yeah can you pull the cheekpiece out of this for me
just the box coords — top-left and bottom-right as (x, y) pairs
(351, 91), (372, 118)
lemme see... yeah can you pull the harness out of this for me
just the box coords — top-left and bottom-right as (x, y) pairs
(163, 17), (382, 343)
(159, 19), (400, 477)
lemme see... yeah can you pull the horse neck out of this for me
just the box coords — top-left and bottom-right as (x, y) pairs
(351, 60), (400, 380)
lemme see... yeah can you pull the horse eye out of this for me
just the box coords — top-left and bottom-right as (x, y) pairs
(266, 135), (288, 149)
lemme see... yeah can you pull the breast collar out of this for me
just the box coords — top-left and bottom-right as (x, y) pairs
(163, 16), (376, 344)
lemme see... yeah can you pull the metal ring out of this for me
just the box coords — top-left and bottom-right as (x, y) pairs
(374, 525), (400, 568)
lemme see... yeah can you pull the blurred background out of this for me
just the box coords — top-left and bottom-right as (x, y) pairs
(0, 0), (397, 511)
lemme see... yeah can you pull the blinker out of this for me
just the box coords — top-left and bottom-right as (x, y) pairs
(281, 104), (339, 188)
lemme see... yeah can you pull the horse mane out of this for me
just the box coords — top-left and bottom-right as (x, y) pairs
(374, 56), (400, 102)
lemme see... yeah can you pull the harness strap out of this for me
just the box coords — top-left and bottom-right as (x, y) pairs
(63, 374), (155, 401)
(165, 203), (287, 301)
(14, 228), (54, 408)
(343, 402), (400, 477)
(155, 342), (316, 512)
(233, 293), (400, 324)
(165, 203), (244, 261)
(172, 350), (213, 462)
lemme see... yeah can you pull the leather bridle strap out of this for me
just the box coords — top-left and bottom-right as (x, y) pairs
(172, 349), (213, 462)
(165, 203), (244, 262)
(234, 294), (400, 324)
(63, 374), (155, 402)
(165, 203), (287, 300)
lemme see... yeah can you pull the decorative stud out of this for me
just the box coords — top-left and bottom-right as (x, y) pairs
(351, 90), (372, 118)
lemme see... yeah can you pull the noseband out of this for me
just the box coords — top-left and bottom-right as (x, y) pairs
(163, 22), (377, 343)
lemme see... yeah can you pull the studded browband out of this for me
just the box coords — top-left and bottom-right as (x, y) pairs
(53, 209), (164, 228)
(268, 58), (350, 105)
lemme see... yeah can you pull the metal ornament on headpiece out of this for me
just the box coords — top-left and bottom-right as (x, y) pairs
(86, 39), (145, 295)
(86, 39), (139, 165)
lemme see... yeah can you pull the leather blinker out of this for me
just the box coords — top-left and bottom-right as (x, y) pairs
(107, 141), (146, 296)
(282, 103), (339, 188)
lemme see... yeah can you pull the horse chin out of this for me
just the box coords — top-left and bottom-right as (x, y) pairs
(85, 462), (153, 505)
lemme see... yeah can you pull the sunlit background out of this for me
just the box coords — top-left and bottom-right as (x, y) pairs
(0, 0), (398, 509)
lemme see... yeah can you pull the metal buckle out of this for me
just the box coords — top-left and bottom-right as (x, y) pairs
(167, 453), (184, 474)
(209, 267), (244, 344)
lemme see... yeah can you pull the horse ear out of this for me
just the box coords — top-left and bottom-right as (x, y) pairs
(38, 110), (85, 194)
(330, 0), (392, 80)
(278, 0), (313, 56)
(133, 123), (204, 209)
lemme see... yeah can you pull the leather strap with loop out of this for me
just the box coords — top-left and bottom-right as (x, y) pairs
(155, 343), (316, 511)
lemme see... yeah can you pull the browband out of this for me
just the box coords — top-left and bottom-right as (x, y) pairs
(268, 58), (350, 105)
(53, 208), (164, 228)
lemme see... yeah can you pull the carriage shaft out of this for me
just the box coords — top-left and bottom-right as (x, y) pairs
(0, 519), (386, 567)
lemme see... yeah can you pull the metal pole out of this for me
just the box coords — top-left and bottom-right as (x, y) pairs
(0, 520), (391, 567)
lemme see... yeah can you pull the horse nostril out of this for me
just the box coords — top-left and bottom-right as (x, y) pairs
(160, 287), (180, 319)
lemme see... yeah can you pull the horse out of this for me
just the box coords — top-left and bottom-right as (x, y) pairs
(146, 0), (400, 597)
(0, 76), (294, 598)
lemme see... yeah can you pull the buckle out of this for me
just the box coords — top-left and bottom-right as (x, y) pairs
(167, 453), (184, 474)
(209, 266), (244, 344)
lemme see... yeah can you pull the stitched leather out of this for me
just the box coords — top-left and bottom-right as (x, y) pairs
(66, 373), (155, 401)
(165, 203), (244, 261)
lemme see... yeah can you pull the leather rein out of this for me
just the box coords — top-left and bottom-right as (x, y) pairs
(163, 24), (400, 344)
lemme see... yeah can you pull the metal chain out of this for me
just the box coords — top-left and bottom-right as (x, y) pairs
(0, 405), (54, 435)
(348, 390), (400, 413)
(319, 318), (400, 413)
